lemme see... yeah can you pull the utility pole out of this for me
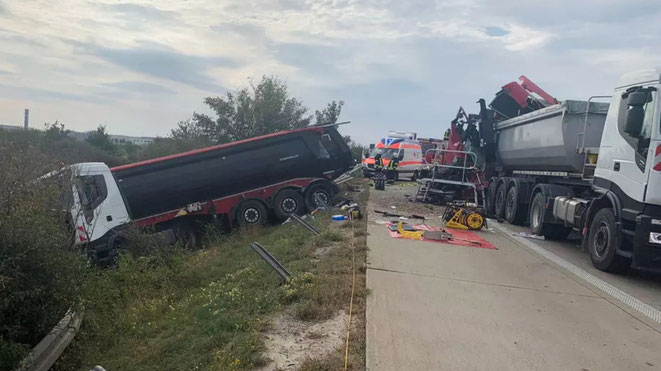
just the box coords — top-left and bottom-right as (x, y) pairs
(24, 109), (29, 129)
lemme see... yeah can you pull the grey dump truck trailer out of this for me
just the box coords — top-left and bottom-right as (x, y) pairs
(483, 69), (661, 272)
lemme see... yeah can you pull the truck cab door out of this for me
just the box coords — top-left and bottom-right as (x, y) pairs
(72, 166), (130, 245)
(597, 86), (656, 203)
(644, 86), (661, 205)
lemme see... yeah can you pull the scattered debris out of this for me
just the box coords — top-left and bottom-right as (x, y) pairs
(250, 242), (292, 283)
(290, 214), (321, 235)
(314, 193), (332, 212)
(374, 210), (426, 220)
(512, 232), (546, 240)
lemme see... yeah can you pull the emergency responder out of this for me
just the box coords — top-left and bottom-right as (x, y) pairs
(386, 152), (401, 180)
(373, 152), (386, 190)
(374, 153), (384, 173)
(443, 128), (451, 140)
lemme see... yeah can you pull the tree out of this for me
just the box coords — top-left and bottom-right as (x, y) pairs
(172, 76), (311, 144)
(43, 121), (70, 141)
(314, 100), (344, 125)
(86, 125), (115, 153)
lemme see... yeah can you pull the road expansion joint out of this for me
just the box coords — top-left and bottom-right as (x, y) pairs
(367, 266), (601, 298)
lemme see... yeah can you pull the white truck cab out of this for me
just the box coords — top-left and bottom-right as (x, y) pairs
(69, 163), (129, 248)
(595, 68), (661, 207)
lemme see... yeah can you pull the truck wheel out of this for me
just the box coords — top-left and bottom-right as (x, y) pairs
(485, 180), (497, 216)
(494, 182), (507, 219)
(530, 193), (571, 240)
(273, 189), (304, 220)
(505, 185), (525, 225)
(588, 208), (629, 272)
(177, 223), (200, 248)
(530, 192), (546, 235)
(305, 183), (333, 212)
(411, 170), (418, 181)
(236, 200), (268, 227)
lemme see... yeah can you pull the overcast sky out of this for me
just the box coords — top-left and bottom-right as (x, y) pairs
(1, 0), (660, 144)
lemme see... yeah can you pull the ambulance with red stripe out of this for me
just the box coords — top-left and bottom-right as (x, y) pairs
(361, 131), (427, 180)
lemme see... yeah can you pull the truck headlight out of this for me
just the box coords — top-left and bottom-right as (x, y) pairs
(650, 232), (661, 245)
(652, 219), (661, 225)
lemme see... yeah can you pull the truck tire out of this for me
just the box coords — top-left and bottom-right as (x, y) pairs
(236, 200), (268, 227)
(176, 222), (200, 249)
(529, 193), (571, 240)
(505, 184), (526, 225)
(305, 183), (333, 212)
(494, 182), (507, 219)
(273, 189), (304, 220)
(587, 208), (629, 272)
(485, 180), (497, 216)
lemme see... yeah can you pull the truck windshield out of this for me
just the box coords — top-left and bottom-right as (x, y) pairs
(75, 175), (108, 223)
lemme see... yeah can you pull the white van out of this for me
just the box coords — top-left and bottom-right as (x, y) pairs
(362, 132), (426, 180)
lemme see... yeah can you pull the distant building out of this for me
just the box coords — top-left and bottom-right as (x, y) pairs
(109, 134), (155, 146)
(0, 124), (24, 131)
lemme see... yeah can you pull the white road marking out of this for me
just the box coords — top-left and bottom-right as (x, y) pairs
(490, 221), (661, 324)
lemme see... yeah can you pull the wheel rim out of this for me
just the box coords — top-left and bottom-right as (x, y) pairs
(506, 190), (515, 218)
(531, 203), (542, 230)
(243, 207), (260, 223)
(496, 188), (504, 212)
(593, 221), (611, 259)
(314, 191), (329, 206)
(467, 213), (484, 229)
(281, 197), (298, 213)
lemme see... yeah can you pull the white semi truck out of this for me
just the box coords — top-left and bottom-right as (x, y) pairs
(482, 69), (661, 272)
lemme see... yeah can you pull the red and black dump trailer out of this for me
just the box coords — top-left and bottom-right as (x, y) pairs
(73, 124), (354, 261)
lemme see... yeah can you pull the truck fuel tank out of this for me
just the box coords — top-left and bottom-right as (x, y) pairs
(553, 196), (588, 227)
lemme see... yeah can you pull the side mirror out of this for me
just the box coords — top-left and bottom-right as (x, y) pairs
(624, 107), (645, 136)
(398, 153), (404, 161)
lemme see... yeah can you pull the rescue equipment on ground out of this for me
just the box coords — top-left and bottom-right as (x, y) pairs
(441, 201), (486, 231)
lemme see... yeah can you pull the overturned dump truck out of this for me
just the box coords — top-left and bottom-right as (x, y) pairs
(484, 69), (661, 272)
(66, 124), (354, 263)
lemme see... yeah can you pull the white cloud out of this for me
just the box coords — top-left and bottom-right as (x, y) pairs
(0, 0), (659, 144)
(500, 24), (553, 51)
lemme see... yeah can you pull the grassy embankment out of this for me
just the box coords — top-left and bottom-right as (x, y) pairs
(56, 180), (369, 371)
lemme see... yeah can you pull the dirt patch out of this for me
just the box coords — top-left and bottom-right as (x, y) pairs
(258, 310), (349, 370)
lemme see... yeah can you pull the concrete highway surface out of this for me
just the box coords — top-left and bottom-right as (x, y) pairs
(366, 183), (661, 371)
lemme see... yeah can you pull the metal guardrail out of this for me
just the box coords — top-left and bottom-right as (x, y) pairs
(18, 310), (81, 371)
(250, 242), (292, 283)
(289, 214), (321, 235)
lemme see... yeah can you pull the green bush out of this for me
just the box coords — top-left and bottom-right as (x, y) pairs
(0, 137), (90, 371)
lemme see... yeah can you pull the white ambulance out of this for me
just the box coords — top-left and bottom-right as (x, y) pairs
(361, 131), (426, 180)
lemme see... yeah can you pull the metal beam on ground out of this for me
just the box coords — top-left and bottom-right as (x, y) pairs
(250, 242), (292, 283)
